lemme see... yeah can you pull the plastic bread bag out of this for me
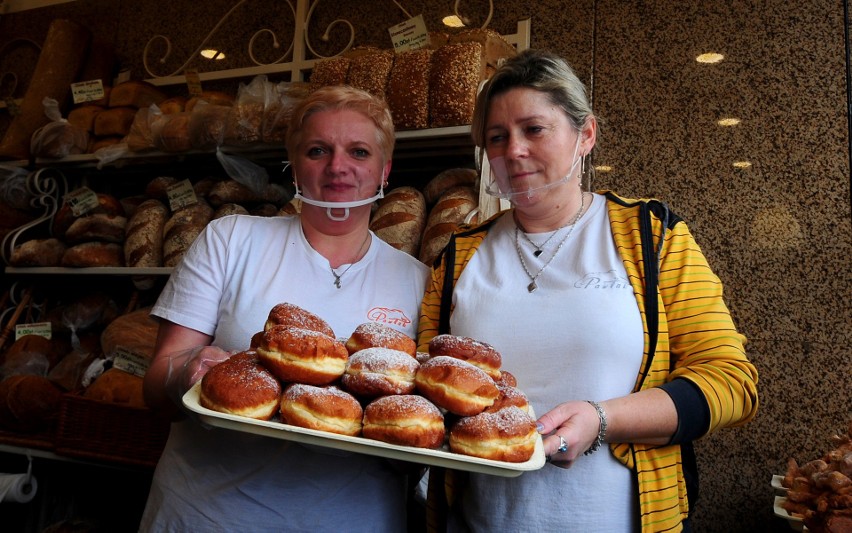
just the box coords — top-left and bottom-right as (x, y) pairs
(30, 97), (88, 159)
(188, 99), (231, 150)
(0, 164), (34, 210)
(156, 111), (192, 153)
(261, 81), (310, 144)
(124, 103), (167, 152)
(222, 75), (268, 147)
(215, 147), (270, 193)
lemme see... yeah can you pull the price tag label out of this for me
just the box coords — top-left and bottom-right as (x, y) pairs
(389, 14), (429, 53)
(3, 97), (21, 117)
(167, 179), (198, 211)
(185, 69), (203, 97)
(15, 322), (52, 341)
(112, 346), (151, 378)
(65, 187), (100, 216)
(71, 79), (106, 104)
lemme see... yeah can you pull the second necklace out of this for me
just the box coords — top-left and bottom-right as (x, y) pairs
(514, 192), (587, 293)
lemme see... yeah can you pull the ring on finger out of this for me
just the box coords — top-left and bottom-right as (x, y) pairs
(557, 435), (568, 454)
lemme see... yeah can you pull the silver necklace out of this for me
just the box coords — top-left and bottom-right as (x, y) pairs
(330, 233), (370, 289)
(519, 222), (571, 257)
(514, 193), (587, 293)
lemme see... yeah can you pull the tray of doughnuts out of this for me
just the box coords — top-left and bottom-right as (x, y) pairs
(181, 304), (547, 476)
(183, 382), (545, 477)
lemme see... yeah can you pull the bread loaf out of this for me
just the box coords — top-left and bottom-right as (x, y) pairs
(419, 186), (479, 265)
(100, 307), (159, 359)
(213, 203), (249, 219)
(124, 199), (168, 267)
(429, 42), (485, 127)
(0, 375), (63, 433)
(347, 48), (394, 99)
(310, 57), (351, 89)
(83, 368), (145, 407)
(386, 48), (433, 130)
(93, 106), (138, 137)
(61, 241), (125, 267)
(67, 105), (105, 132)
(52, 193), (125, 239)
(423, 168), (479, 205)
(9, 238), (67, 267)
(370, 186), (426, 257)
(108, 80), (167, 109)
(448, 28), (516, 74)
(186, 91), (235, 113)
(163, 200), (213, 267)
(88, 136), (122, 153)
(144, 176), (178, 200)
(64, 213), (127, 243)
(159, 96), (187, 114)
(208, 179), (287, 207)
(157, 112), (192, 152)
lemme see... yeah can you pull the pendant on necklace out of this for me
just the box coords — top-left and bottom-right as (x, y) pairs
(333, 275), (342, 289)
(533, 250), (542, 258)
(527, 281), (537, 293)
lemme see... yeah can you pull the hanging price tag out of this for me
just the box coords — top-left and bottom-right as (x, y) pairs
(15, 322), (52, 341)
(112, 346), (151, 378)
(71, 79), (106, 104)
(185, 69), (203, 97)
(167, 179), (198, 211)
(65, 187), (100, 216)
(389, 15), (429, 53)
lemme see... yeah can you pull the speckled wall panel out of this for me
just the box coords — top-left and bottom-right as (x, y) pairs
(0, 1), (850, 532)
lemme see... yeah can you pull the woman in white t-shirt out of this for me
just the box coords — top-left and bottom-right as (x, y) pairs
(140, 86), (429, 532)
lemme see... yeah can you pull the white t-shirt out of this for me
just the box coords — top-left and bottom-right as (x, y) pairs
(448, 194), (645, 532)
(140, 214), (429, 533)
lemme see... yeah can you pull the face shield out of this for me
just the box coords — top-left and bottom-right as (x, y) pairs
(285, 162), (385, 222)
(484, 134), (583, 203)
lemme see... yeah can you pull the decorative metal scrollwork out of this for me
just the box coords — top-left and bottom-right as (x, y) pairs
(1, 168), (68, 266)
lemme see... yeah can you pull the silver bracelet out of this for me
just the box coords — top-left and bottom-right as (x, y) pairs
(584, 400), (608, 455)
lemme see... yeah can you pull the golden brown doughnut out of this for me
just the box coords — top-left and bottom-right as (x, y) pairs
(279, 383), (363, 436)
(256, 325), (349, 385)
(428, 334), (502, 380)
(449, 406), (538, 462)
(199, 351), (282, 420)
(495, 370), (517, 388)
(264, 302), (335, 339)
(362, 394), (445, 448)
(341, 347), (420, 398)
(345, 322), (417, 356)
(484, 384), (530, 414)
(414, 356), (499, 416)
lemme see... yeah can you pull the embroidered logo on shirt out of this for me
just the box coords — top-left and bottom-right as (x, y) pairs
(575, 270), (630, 289)
(367, 307), (412, 327)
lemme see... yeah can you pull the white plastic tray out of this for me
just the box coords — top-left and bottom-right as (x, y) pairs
(183, 383), (546, 477)
(774, 496), (805, 532)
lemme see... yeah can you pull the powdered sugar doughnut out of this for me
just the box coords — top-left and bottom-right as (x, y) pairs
(280, 383), (363, 436)
(449, 406), (537, 462)
(414, 356), (499, 416)
(345, 322), (417, 356)
(362, 394), (445, 448)
(200, 351), (282, 420)
(428, 334), (502, 380)
(264, 302), (335, 339)
(341, 347), (420, 398)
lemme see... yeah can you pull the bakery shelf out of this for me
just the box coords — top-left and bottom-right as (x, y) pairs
(4, 267), (173, 276)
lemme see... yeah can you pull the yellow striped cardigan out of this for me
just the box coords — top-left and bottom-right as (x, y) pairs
(417, 191), (759, 532)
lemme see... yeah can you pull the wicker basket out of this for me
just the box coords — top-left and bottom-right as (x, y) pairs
(55, 394), (171, 468)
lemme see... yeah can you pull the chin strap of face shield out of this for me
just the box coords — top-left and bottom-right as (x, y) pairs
(283, 161), (385, 221)
(485, 134), (583, 201)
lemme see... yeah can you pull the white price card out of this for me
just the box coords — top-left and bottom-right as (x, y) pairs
(185, 69), (203, 97)
(15, 322), (52, 341)
(65, 186), (99, 216)
(112, 346), (151, 378)
(167, 179), (198, 211)
(389, 14), (429, 53)
(71, 79), (105, 104)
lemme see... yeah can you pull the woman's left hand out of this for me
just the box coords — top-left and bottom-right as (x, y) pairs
(536, 400), (602, 468)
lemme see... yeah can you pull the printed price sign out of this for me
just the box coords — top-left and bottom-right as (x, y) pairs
(167, 179), (198, 211)
(65, 187), (99, 216)
(112, 346), (151, 378)
(389, 15), (429, 53)
(185, 69), (203, 97)
(15, 322), (52, 341)
(71, 79), (105, 104)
